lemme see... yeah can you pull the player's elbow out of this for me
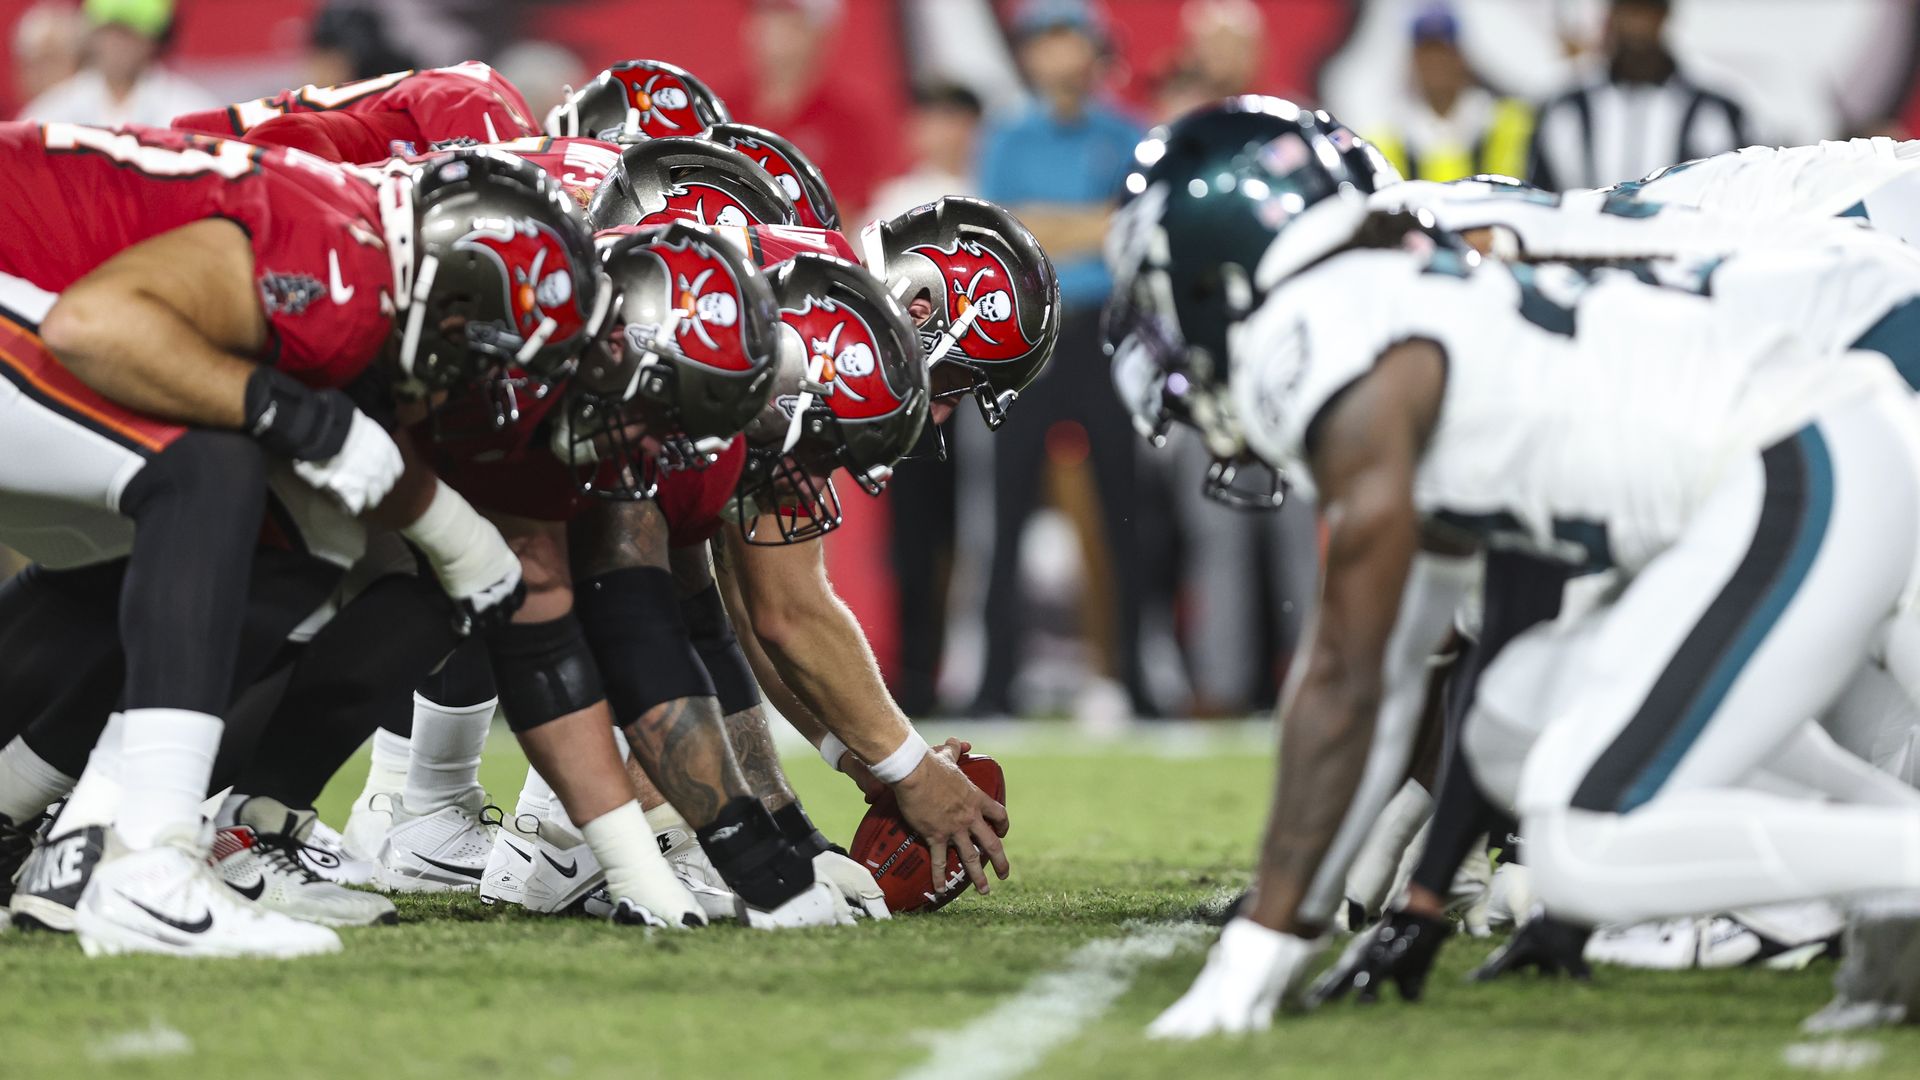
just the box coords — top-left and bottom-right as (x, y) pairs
(744, 581), (834, 659)
(37, 292), (113, 374)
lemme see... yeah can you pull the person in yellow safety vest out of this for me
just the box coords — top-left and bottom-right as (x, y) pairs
(1367, 3), (1534, 183)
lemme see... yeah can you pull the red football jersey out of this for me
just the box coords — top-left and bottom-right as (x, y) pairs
(0, 122), (392, 389)
(660, 440), (747, 548)
(172, 62), (538, 161)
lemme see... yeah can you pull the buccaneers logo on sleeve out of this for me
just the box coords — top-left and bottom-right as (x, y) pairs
(639, 239), (753, 372)
(656, 182), (760, 228)
(780, 296), (904, 420)
(905, 240), (1037, 362)
(615, 71), (704, 138)
(456, 218), (586, 344)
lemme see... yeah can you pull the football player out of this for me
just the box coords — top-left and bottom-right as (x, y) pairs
(0, 131), (597, 956)
(1107, 99), (1920, 1036)
(172, 59), (540, 162)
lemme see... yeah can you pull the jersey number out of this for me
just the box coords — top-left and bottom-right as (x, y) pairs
(232, 70), (416, 129)
(43, 123), (259, 180)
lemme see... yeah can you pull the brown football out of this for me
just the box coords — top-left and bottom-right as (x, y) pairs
(847, 754), (1006, 913)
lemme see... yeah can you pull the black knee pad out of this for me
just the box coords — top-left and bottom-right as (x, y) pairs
(417, 636), (498, 708)
(680, 583), (760, 715)
(483, 614), (605, 732)
(576, 568), (716, 724)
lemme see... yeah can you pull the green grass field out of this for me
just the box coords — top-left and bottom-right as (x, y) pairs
(2, 723), (1915, 1079)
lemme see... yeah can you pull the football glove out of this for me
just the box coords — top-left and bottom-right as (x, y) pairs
(1469, 908), (1593, 982)
(1308, 909), (1453, 1006)
(291, 408), (404, 516)
(1147, 918), (1324, 1039)
(813, 850), (890, 920)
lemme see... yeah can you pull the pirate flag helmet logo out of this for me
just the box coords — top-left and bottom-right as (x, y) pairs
(732, 254), (927, 545)
(544, 58), (731, 144)
(588, 138), (798, 232)
(564, 222), (778, 498)
(706, 122), (842, 230)
(864, 196), (1059, 429)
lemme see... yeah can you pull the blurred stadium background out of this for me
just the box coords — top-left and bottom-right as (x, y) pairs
(8, 0), (1920, 725)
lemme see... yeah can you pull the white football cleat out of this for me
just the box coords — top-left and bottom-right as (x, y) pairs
(814, 851), (890, 920)
(75, 823), (341, 959)
(10, 824), (112, 933)
(375, 789), (497, 893)
(651, 820), (742, 921)
(210, 798), (395, 928)
(341, 791), (395, 863)
(480, 813), (605, 914)
(298, 817), (376, 886)
(741, 880), (856, 930)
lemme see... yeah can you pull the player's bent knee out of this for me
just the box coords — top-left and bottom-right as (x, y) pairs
(119, 430), (268, 523)
(483, 613), (604, 732)
(577, 567), (716, 721)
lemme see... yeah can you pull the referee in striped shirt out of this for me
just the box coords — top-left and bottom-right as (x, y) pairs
(1528, 0), (1749, 191)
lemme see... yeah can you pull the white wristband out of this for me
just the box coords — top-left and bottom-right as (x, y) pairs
(818, 733), (849, 772)
(870, 729), (931, 785)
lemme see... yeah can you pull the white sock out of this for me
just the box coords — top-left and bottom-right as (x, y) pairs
(1525, 793), (1920, 927)
(114, 708), (223, 850)
(1343, 780), (1433, 915)
(52, 712), (127, 836)
(516, 765), (557, 821)
(581, 800), (696, 921)
(0, 737), (76, 822)
(359, 728), (412, 805)
(403, 694), (493, 813)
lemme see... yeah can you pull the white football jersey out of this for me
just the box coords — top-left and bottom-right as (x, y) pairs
(1231, 248), (1898, 572)
(1369, 178), (1877, 263)
(1586, 138), (1920, 221)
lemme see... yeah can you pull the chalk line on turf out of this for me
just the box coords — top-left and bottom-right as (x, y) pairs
(892, 920), (1213, 1080)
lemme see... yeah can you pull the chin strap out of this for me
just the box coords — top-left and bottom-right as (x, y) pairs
(783, 348), (830, 455)
(923, 303), (981, 369)
(858, 218), (887, 275)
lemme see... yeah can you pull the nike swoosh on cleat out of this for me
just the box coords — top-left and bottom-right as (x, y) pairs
(541, 852), (579, 878)
(507, 844), (532, 863)
(122, 894), (213, 935)
(230, 877), (266, 902)
(414, 855), (483, 880)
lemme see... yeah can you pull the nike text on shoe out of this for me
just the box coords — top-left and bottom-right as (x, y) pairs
(75, 823), (341, 959)
(375, 789), (499, 894)
(211, 798), (396, 928)
(10, 824), (110, 933)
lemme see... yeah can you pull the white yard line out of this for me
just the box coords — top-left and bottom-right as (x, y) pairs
(892, 921), (1213, 1080)
(88, 1021), (193, 1063)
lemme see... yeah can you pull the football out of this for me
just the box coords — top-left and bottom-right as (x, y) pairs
(847, 754), (1007, 914)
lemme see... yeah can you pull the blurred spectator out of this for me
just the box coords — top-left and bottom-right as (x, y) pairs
(734, 0), (889, 216)
(305, 3), (415, 87)
(971, 0), (1148, 717)
(1528, 0), (1748, 190)
(1150, 63), (1214, 124)
(18, 0), (216, 125)
(12, 2), (84, 108)
(1368, 4), (1533, 182)
(867, 84), (983, 218)
(1179, 0), (1262, 98)
(491, 40), (585, 126)
(870, 83), (985, 718)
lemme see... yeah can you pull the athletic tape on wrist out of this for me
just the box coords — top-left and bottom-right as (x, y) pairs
(818, 733), (849, 771)
(870, 729), (930, 785)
